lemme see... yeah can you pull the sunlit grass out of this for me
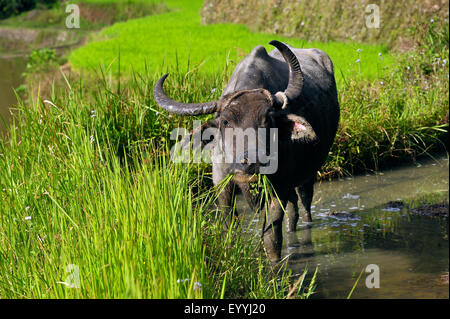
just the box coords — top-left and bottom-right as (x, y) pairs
(69, 0), (393, 87)
(1, 0), (447, 299)
(0, 72), (311, 298)
(0, 100), (207, 297)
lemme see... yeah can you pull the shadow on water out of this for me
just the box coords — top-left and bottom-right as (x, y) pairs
(239, 156), (449, 298)
(0, 56), (26, 134)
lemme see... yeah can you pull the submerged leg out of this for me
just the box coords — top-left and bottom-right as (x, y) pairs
(238, 182), (261, 212)
(286, 188), (300, 233)
(300, 226), (313, 245)
(296, 178), (314, 223)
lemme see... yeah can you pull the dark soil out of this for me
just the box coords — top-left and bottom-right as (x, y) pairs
(411, 202), (449, 217)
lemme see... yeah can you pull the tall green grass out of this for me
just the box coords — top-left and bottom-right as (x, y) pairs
(323, 18), (449, 176)
(1, 0), (447, 299)
(0, 91), (206, 297)
(0, 69), (314, 298)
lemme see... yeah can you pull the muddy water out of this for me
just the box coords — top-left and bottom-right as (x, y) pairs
(238, 156), (449, 298)
(0, 56), (26, 133)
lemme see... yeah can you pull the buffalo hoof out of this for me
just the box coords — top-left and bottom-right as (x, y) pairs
(286, 232), (300, 247)
(299, 222), (313, 229)
(263, 237), (281, 263)
(264, 245), (281, 264)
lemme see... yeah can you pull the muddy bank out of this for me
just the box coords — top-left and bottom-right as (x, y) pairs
(0, 1), (169, 56)
(383, 193), (449, 217)
(411, 202), (449, 217)
(0, 27), (82, 56)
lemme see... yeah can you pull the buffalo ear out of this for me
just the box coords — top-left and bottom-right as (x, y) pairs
(283, 114), (318, 142)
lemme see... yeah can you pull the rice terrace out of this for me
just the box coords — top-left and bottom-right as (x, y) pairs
(0, 0), (448, 303)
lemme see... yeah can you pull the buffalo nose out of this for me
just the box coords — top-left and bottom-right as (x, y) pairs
(237, 151), (252, 168)
(229, 151), (257, 174)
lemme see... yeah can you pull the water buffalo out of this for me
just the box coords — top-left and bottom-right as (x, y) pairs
(153, 40), (339, 262)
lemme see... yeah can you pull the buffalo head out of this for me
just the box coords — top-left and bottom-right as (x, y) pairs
(153, 40), (317, 181)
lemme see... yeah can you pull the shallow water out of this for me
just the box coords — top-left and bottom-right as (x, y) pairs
(239, 156), (449, 298)
(0, 56), (26, 133)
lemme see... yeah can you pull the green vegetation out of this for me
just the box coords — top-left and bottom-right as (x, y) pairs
(0, 69), (319, 298)
(0, 0), (448, 299)
(0, 0), (57, 19)
(0, 0), (168, 54)
(25, 47), (57, 72)
(401, 191), (449, 212)
(201, 0), (449, 50)
(0, 0), (167, 29)
(324, 18), (449, 175)
(70, 0), (393, 85)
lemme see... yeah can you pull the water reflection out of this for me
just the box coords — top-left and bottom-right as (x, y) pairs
(0, 56), (26, 133)
(287, 208), (449, 298)
(239, 156), (449, 298)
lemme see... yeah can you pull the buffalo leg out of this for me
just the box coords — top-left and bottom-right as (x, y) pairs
(238, 182), (261, 211)
(217, 181), (239, 228)
(263, 195), (287, 263)
(296, 178), (314, 223)
(286, 188), (300, 232)
(300, 225), (313, 245)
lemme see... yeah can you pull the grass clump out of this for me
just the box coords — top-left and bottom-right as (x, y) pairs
(323, 17), (449, 176)
(0, 84), (206, 298)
